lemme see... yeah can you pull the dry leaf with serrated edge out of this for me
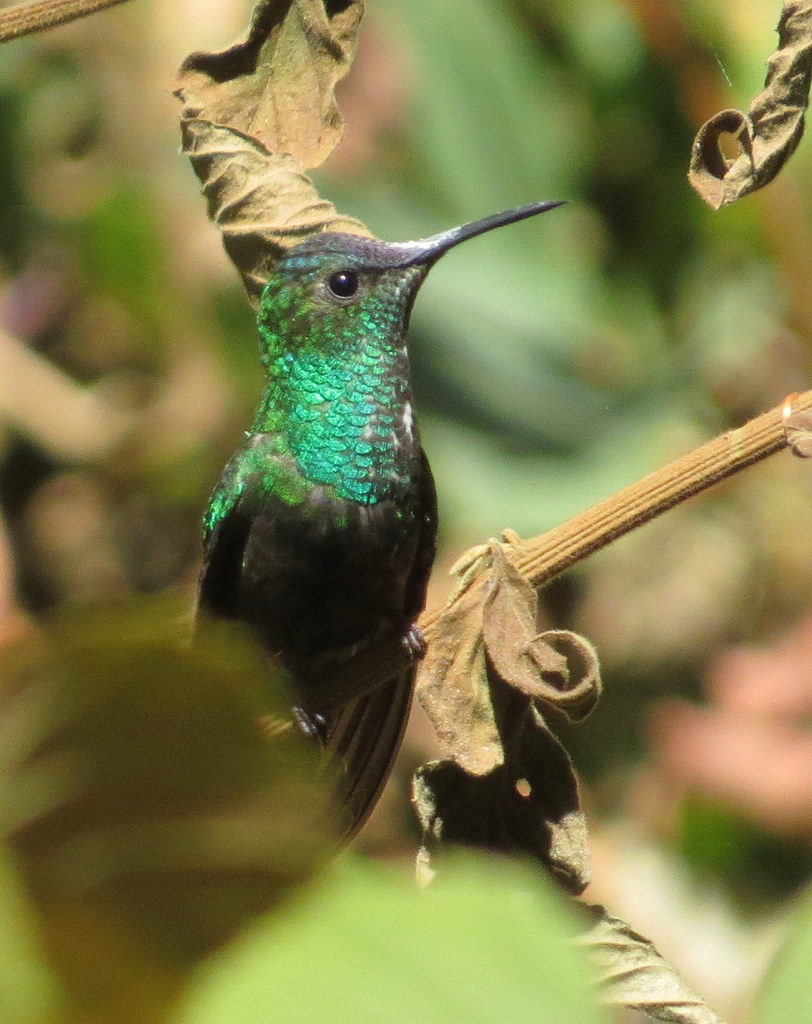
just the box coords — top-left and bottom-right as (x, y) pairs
(413, 536), (600, 893)
(579, 905), (731, 1024)
(688, 2), (812, 209)
(175, 0), (372, 302)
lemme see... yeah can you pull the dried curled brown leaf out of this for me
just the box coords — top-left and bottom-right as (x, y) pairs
(413, 535), (601, 893)
(175, 0), (372, 301)
(483, 542), (601, 722)
(579, 905), (731, 1024)
(689, 2), (812, 208)
(179, 120), (370, 303)
(413, 716), (590, 893)
(418, 536), (602, 770)
(177, 0), (363, 164)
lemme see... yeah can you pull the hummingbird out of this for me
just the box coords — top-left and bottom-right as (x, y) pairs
(197, 199), (564, 839)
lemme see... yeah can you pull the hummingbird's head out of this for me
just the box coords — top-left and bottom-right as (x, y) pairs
(256, 200), (565, 363)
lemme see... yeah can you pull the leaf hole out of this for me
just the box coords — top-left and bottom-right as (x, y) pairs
(716, 131), (742, 165)
(515, 778), (532, 799)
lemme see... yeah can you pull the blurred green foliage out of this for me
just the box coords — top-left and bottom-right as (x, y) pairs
(756, 882), (812, 1024)
(679, 799), (812, 908)
(173, 855), (607, 1024)
(0, 597), (331, 1023)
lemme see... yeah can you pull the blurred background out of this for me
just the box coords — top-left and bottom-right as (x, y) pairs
(2, 0), (812, 1019)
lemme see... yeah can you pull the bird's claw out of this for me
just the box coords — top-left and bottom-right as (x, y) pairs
(402, 624), (427, 660)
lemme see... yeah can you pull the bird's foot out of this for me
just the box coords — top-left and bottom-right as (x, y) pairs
(402, 624), (427, 660)
(292, 705), (328, 744)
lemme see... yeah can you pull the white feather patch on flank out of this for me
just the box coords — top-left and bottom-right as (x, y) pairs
(402, 402), (414, 439)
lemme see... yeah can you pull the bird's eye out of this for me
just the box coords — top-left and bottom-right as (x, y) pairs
(326, 270), (359, 299)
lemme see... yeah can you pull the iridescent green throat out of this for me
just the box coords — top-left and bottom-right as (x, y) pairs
(251, 273), (418, 505)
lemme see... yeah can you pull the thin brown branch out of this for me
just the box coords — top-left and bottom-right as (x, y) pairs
(0, 0), (132, 43)
(316, 390), (812, 712)
(511, 392), (809, 587)
(0, 327), (138, 459)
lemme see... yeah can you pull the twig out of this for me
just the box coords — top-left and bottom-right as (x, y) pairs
(511, 393), (808, 587)
(316, 390), (812, 712)
(0, 0), (132, 43)
(0, 327), (138, 459)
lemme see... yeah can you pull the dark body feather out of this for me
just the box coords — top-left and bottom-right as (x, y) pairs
(199, 437), (436, 837)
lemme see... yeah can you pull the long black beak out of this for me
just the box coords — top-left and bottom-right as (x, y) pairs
(392, 200), (566, 267)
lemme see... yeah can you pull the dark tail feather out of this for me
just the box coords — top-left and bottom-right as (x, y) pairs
(323, 669), (415, 840)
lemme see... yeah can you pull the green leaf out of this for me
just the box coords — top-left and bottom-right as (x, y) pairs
(0, 596), (332, 1023)
(0, 847), (60, 1024)
(174, 854), (610, 1024)
(755, 884), (812, 1024)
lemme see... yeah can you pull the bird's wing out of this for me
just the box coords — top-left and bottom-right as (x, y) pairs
(323, 668), (415, 840)
(321, 449), (437, 839)
(196, 475), (408, 839)
(197, 470), (251, 622)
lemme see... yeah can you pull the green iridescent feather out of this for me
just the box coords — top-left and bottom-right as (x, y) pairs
(248, 251), (422, 506)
